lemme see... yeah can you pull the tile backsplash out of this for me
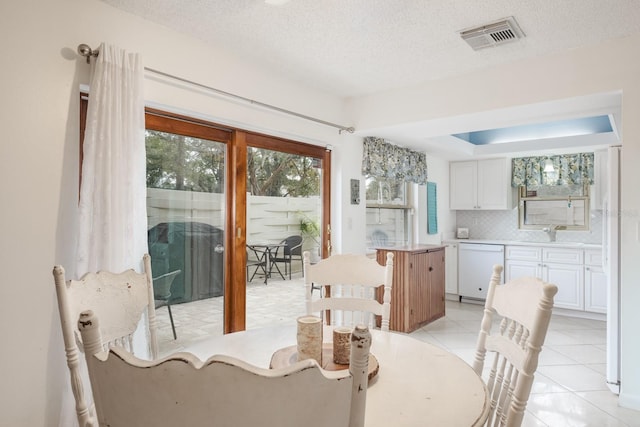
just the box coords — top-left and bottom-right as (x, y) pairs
(456, 208), (602, 244)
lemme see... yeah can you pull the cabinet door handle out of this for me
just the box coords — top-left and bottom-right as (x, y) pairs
(428, 266), (433, 272)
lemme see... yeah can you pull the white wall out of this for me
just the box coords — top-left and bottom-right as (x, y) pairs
(415, 156), (456, 244)
(331, 132), (368, 255)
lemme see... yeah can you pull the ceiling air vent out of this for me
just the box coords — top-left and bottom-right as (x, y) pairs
(460, 16), (525, 50)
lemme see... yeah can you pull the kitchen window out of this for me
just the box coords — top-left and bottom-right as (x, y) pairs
(365, 176), (411, 248)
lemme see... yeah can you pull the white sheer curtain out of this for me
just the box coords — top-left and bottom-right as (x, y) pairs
(59, 43), (147, 427)
(77, 43), (148, 275)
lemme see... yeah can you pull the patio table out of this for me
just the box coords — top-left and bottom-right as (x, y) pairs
(247, 242), (287, 283)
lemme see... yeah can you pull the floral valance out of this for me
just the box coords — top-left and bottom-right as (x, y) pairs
(511, 153), (594, 187)
(361, 137), (428, 185)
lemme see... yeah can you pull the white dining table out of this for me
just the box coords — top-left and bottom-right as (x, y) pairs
(185, 325), (489, 427)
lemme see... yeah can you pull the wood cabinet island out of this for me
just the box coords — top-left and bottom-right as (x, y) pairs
(376, 245), (446, 333)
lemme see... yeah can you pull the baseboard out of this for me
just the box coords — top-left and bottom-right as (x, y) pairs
(445, 293), (459, 301)
(619, 392), (640, 411)
(552, 308), (606, 321)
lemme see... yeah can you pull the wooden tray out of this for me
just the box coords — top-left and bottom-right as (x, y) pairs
(270, 343), (379, 381)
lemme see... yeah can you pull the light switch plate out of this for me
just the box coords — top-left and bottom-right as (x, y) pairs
(350, 179), (360, 204)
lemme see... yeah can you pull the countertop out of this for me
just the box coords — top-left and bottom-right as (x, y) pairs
(373, 244), (445, 252)
(442, 239), (601, 250)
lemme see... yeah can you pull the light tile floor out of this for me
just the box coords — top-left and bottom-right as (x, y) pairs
(155, 275), (640, 427)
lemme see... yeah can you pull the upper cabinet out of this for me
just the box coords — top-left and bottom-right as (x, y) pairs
(450, 158), (514, 210)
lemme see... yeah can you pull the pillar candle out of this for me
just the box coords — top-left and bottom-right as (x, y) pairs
(333, 327), (352, 365)
(297, 315), (323, 364)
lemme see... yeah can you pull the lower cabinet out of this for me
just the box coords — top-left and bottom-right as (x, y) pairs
(504, 260), (539, 281)
(505, 245), (603, 314)
(376, 246), (445, 333)
(545, 262), (583, 310)
(584, 250), (607, 313)
(444, 243), (458, 295)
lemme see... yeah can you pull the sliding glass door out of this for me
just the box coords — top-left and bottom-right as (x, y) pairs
(82, 98), (331, 348)
(244, 144), (325, 330)
(145, 111), (231, 346)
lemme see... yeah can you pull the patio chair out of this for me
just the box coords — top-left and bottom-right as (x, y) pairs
(153, 269), (181, 340)
(52, 254), (158, 427)
(473, 265), (558, 427)
(271, 235), (303, 279)
(78, 309), (371, 427)
(304, 251), (394, 331)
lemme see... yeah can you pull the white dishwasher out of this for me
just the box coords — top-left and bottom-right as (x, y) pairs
(458, 243), (504, 301)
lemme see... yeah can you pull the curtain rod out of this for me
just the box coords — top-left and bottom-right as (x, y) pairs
(77, 44), (355, 134)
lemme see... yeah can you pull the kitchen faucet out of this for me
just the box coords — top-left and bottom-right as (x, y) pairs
(542, 225), (566, 242)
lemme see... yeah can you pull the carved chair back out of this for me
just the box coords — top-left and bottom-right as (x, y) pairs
(473, 265), (558, 427)
(79, 310), (371, 427)
(53, 254), (158, 427)
(304, 251), (394, 331)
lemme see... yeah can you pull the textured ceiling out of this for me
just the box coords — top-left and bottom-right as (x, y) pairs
(100, 0), (640, 98)
(100, 0), (638, 158)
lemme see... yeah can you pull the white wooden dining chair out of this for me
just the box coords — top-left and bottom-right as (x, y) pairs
(78, 309), (371, 427)
(52, 254), (158, 427)
(473, 265), (558, 427)
(304, 251), (394, 331)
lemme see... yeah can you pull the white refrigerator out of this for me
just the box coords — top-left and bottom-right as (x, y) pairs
(603, 146), (621, 393)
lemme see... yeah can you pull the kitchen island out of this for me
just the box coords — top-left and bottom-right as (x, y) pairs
(375, 244), (445, 333)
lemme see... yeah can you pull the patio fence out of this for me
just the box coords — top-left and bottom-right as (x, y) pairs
(147, 188), (321, 273)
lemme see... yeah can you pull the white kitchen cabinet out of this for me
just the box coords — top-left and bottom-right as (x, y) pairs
(584, 249), (607, 313)
(505, 245), (542, 281)
(505, 245), (602, 313)
(544, 262), (584, 310)
(449, 161), (476, 210)
(445, 243), (458, 296)
(543, 247), (583, 265)
(505, 260), (540, 281)
(449, 158), (514, 210)
(505, 245), (541, 262)
(506, 258), (583, 310)
(542, 247), (584, 310)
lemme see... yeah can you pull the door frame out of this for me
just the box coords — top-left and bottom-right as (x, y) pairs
(234, 132), (331, 331)
(144, 108), (332, 333)
(81, 98), (331, 334)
